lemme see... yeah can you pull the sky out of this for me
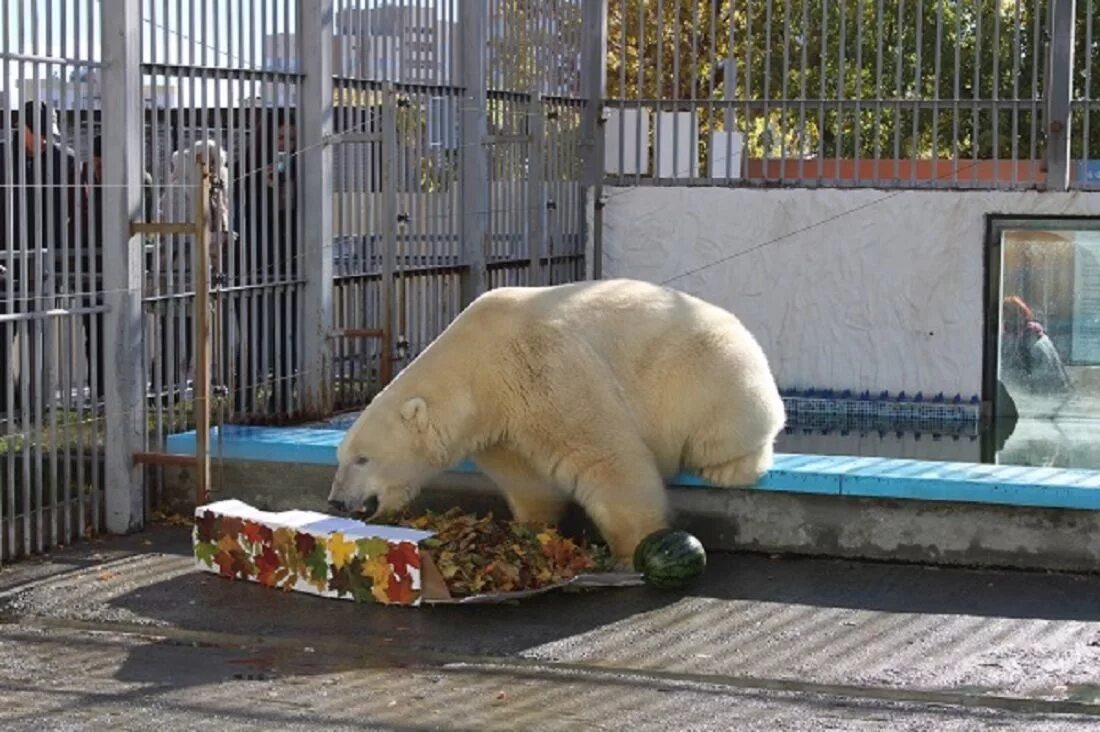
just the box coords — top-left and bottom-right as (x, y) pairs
(1, 0), (451, 109)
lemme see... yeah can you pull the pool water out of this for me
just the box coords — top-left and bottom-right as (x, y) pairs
(778, 417), (1100, 471)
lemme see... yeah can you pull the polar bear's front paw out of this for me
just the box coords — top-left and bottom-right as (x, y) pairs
(699, 447), (773, 487)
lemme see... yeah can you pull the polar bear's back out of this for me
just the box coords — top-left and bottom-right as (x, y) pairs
(468, 278), (770, 376)
(454, 279), (784, 473)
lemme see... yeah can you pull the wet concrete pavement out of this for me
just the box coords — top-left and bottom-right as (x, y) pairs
(3, 525), (1100, 730)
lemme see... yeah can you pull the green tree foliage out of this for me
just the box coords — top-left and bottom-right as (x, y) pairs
(608, 0), (1100, 161)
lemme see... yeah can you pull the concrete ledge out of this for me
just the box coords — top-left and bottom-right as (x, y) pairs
(160, 457), (1100, 574)
(166, 426), (1100, 511)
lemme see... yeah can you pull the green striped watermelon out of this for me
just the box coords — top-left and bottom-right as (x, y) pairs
(633, 529), (707, 589)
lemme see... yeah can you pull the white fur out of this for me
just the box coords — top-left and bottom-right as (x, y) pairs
(329, 278), (786, 562)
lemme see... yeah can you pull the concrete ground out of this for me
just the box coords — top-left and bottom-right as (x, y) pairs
(4, 527), (1100, 730)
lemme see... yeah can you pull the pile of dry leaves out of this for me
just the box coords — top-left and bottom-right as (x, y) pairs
(391, 509), (615, 596)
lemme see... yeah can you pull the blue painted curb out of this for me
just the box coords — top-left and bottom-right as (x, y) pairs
(165, 425), (1100, 511)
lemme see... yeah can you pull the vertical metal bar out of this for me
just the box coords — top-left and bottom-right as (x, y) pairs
(30, 0), (44, 555)
(689, 0), (698, 181)
(932, 0), (942, 179)
(300, 0), (334, 413)
(892, 0), (902, 181)
(101, 0), (146, 534)
(1085, 0), (1095, 186)
(993, 0), (1002, 183)
(258, 0), (271, 415)
(1011, 0), (1021, 186)
(44, 0), (59, 551)
(1, 0), (11, 562)
(277, 0), (290, 413)
(459, 1), (489, 305)
(580, 0), (606, 279)
(763, 0), (773, 169)
(780, 0), (790, 175)
(819, 0), (829, 180)
(235, 0), (245, 412)
(74, 0), (88, 543)
(224, 15), (238, 422)
(729, 1), (739, 180)
(708, 0), (718, 180)
(1047, 0), (1077, 190)
(909, 0), (921, 185)
(853, 0), (862, 181)
(1030, 0), (1041, 179)
(972, 0), (982, 184)
(18, 0), (31, 556)
(381, 84), (398, 385)
(148, 0), (164, 512)
(951, 0), (961, 182)
(672, 0), (681, 182)
(873, 0), (883, 182)
(835, 0), (845, 172)
(653, 0), (663, 183)
(171, 0), (184, 427)
(89, 0), (102, 534)
(634, 0), (644, 186)
(274, 1), (287, 411)
(528, 95), (546, 285)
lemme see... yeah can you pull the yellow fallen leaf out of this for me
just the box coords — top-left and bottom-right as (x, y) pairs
(217, 534), (238, 554)
(327, 531), (356, 570)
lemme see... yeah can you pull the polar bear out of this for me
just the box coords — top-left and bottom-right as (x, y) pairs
(327, 278), (785, 564)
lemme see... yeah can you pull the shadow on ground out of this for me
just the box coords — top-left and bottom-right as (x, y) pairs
(6, 521), (1100, 697)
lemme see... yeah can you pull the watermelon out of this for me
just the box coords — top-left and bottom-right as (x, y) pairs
(632, 528), (678, 571)
(633, 529), (707, 589)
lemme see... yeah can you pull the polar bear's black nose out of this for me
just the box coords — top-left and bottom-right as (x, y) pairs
(328, 499), (347, 514)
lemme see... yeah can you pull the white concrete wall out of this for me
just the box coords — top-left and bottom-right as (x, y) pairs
(601, 186), (1100, 397)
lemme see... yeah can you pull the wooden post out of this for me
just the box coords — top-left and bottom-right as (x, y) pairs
(193, 166), (212, 504)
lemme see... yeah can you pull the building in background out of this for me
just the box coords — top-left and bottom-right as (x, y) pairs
(263, 3), (453, 84)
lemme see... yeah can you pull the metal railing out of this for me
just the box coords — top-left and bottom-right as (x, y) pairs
(603, 0), (1097, 191)
(1, 0), (108, 559)
(0, 0), (600, 564)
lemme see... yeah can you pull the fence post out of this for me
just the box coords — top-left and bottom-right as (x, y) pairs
(100, 0), (146, 533)
(580, 0), (608, 280)
(527, 94), (546, 286)
(299, 0), (334, 414)
(1046, 0), (1077, 191)
(458, 0), (489, 306)
(380, 84), (398, 386)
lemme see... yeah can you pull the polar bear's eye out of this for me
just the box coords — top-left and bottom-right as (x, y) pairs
(355, 456), (369, 466)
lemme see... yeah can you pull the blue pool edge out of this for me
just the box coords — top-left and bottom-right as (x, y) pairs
(164, 425), (1100, 512)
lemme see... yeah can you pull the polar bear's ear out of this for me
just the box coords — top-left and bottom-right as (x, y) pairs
(399, 397), (429, 432)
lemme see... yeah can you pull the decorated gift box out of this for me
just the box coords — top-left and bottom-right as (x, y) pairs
(192, 499), (641, 606)
(193, 499), (445, 606)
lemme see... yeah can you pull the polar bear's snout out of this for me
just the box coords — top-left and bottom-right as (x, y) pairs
(328, 459), (421, 519)
(327, 494), (379, 518)
(326, 464), (379, 517)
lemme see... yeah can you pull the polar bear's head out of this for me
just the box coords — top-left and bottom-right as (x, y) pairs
(327, 395), (450, 520)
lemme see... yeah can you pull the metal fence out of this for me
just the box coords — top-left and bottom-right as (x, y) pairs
(0, 0), (600, 563)
(326, 0), (592, 409)
(1, 0), (107, 560)
(603, 0), (1099, 191)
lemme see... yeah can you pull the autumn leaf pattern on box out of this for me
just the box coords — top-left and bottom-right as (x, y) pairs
(193, 509), (422, 605)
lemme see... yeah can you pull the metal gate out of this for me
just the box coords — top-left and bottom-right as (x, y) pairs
(0, 0), (601, 564)
(329, 1), (593, 411)
(1, 0), (109, 560)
